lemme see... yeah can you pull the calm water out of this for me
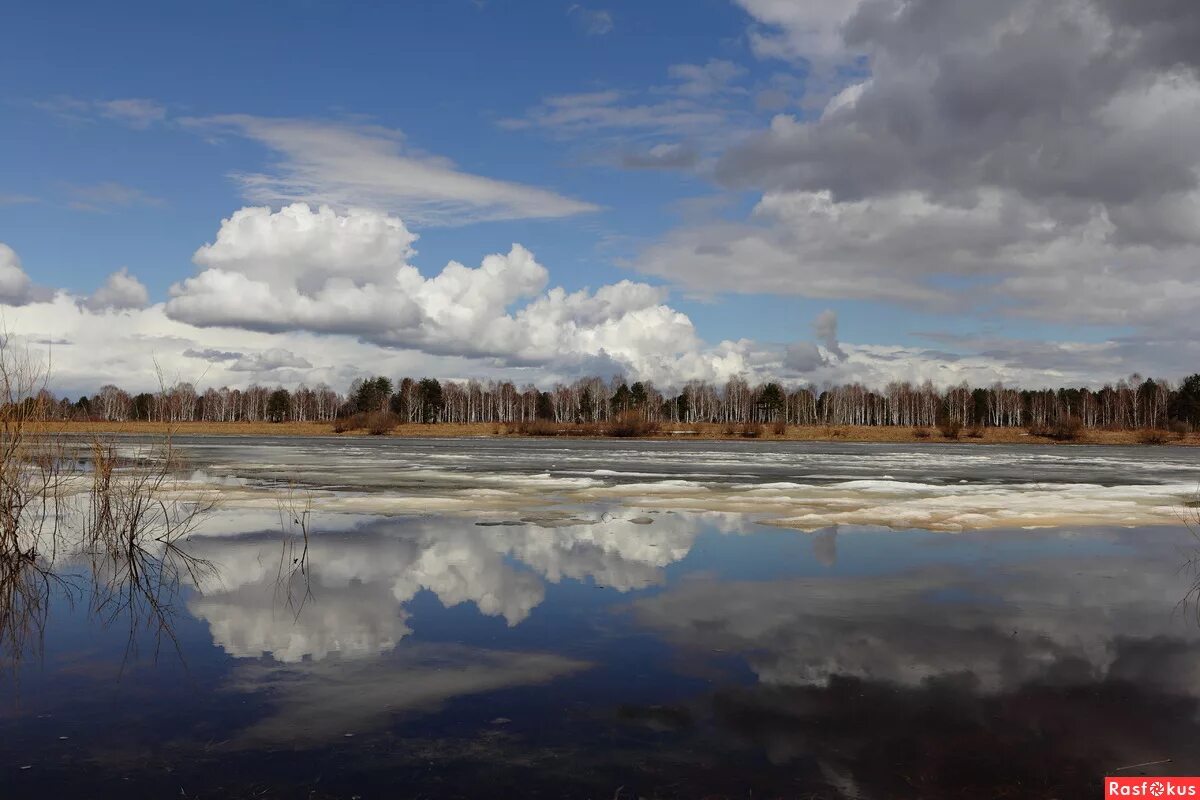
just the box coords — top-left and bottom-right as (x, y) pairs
(3, 437), (1200, 798)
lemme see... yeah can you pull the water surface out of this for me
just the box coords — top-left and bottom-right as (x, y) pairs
(3, 438), (1199, 798)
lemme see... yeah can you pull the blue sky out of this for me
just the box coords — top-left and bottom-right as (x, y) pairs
(1, 0), (1198, 393)
(3, 1), (746, 291)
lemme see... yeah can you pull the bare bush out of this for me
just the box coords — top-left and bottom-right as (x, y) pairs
(772, 419), (787, 436)
(913, 428), (932, 439)
(938, 419), (963, 440)
(1177, 489), (1200, 627)
(274, 485), (314, 616)
(516, 419), (562, 436)
(365, 411), (398, 435)
(1027, 417), (1084, 441)
(1, 342), (215, 664)
(1138, 429), (1170, 445)
(739, 422), (763, 439)
(607, 413), (660, 438)
(332, 412), (367, 433)
(1053, 416), (1084, 441)
(0, 341), (68, 659)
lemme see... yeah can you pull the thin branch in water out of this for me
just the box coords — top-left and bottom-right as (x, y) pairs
(274, 483), (314, 619)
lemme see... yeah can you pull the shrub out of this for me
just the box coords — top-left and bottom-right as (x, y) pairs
(966, 425), (985, 439)
(1170, 419), (1190, 440)
(913, 428), (932, 440)
(722, 421), (737, 437)
(332, 412), (367, 433)
(938, 419), (963, 440)
(739, 422), (763, 438)
(607, 412), (660, 438)
(365, 411), (398, 435)
(1138, 429), (1169, 445)
(1027, 417), (1084, 441)
(1028, 417), (1084, 441)
(1052, 416), (1084, 441)
(515, 419), (561, 436)
(772, 418), (787, 436)
(571, 422), (601, 437)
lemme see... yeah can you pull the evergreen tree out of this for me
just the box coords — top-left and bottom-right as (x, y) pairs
(267, 388), (291, 422)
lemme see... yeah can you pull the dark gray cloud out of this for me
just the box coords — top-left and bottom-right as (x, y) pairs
(638, 0), (1200, 337)
(183, 347), (242, 362)
(228, 348), (313, 372)
(912, 330), (1200, 382)
(813, 309), (845, 361)
(782, 341), (825, 372)
(721, 0), (1198, 208)
(782, 310), (846, 373)
(1096, 0), (1200, 72)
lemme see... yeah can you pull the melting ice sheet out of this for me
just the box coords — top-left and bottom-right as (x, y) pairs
(115, 435), (1200, 531)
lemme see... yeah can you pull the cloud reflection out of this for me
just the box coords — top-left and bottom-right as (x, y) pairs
(628, 531), (1200, 795)
(186, 512), (712, 663)
(223, 643), (589, 747)
(634, 549), (1200, 692)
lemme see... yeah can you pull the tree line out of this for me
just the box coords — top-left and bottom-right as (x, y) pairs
(35, 372), (1200, 431)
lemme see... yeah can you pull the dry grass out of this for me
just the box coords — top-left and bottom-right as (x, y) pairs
(82, 437), (217, 659)
(38, 419), (1200, 445)
(2, 345), (217, 666)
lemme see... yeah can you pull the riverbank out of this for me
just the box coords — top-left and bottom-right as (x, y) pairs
(38, 420), (1199, 445)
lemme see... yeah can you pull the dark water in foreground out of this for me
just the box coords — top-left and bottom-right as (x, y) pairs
(3, 438), (1200, 798)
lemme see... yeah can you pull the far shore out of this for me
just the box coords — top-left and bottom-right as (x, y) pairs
(37, 420), (1200, 446)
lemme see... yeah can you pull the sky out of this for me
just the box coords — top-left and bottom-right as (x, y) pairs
(2, 0), (1199, 396)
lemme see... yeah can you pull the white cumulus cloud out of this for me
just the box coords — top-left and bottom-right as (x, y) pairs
(0, 243), (34, 306)
(166, 204), (719, 380)
(85, 267), (149, 311)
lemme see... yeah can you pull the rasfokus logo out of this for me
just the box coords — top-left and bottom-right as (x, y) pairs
(1106, 778), (1200, 797)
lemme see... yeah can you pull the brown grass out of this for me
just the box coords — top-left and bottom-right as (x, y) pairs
(36, 419), (1200, 445)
